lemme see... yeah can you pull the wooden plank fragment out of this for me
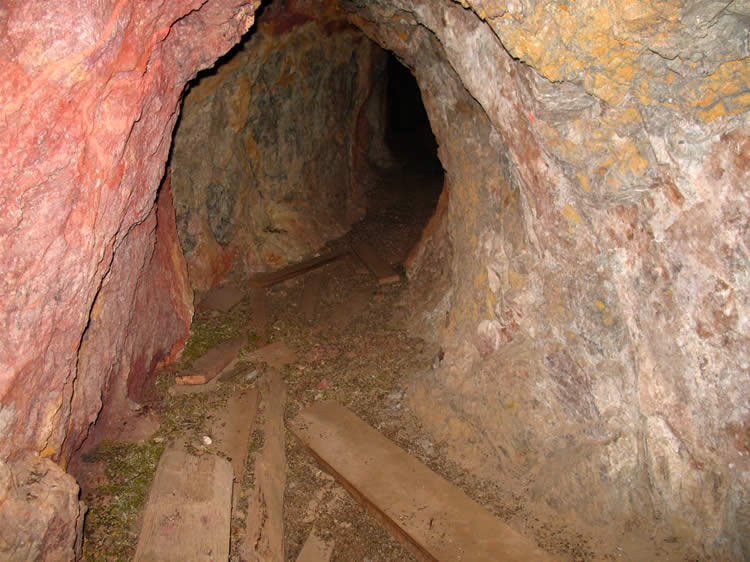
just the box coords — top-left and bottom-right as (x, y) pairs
(244, 341), (297, 369)
(290, 401), (555, 562)
(175, 332), (247, 385)
(134, 444), (233, 562)
(300, 271), (323, 325)
(243, 370), (287, 562)
(296, 529), (334, 562)
(351, 239), (400, 285)
(249, 248), (349, 288)
(210, 389), (259, 511)
(197, 283), (245, 312)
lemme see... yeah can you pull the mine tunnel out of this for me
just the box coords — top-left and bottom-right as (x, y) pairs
(1, 0), (749, 561)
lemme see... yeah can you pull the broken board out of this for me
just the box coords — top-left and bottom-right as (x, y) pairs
(249, 248), (349, 288)
(244, 370), (287, 561)
(351, 239), (400, 285)
(210, 389), (259, 511)
(244, 341), (297, 370)
(134, 444), (233, 562)
(175, 332), (247, 386)
(290, 401), (554, 562)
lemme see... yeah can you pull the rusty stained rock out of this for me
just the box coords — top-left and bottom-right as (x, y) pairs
(344, 0), (750, 558)
(170, 2), (392, 291)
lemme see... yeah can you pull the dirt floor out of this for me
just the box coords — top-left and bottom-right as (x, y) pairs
(75, 141), (702, 561)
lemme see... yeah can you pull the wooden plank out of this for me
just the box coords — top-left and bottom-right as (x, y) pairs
(296, 530), (334, 562)
(249, 248), (349, 288)
(210, 389), (259, 511)
(134, 444), (232, 562)
(243, 370), (287, 562)
(351, 239), (400, 285)
(175, 332), (247, 385)
(289, 401), (555, 562)
(300, 271), (323, 325)
(197, 283), (244, 313)
(244, 341), (297, 370)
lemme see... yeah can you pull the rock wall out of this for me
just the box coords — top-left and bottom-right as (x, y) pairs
(1, 0), (748, 557)
(171, 2), (390, 290)
(344, 0), (750, 558)
(1, 0), (256, 553)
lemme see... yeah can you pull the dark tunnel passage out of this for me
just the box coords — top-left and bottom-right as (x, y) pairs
(168, 6), (445, 292)
(384, 52), (441, 173)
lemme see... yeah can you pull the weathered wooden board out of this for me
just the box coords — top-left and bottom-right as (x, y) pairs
(296, 529), (334, 562)
(351, 239), (400, 285)
(197, 283), (245, 313)
(249, 248), (349, 288)
(300, 271), (323, 325)
(134, 444), (233, 562)
(244, 341), (297, 369)
(175, 332), (246, 385)
(244, 370), (287, 562)
(290, 401), (555, 562)
(210, 389), (259, 511)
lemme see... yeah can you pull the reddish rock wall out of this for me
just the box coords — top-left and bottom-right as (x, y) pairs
(1, 0), (255, 464)
(1, 0), (748, 558)
(171, 1), (391, 290)
(346, 0), (750, 558)
(1, 0), (255, 554)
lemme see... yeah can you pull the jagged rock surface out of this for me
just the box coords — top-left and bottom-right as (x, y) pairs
(344, 0), (750, 558)
(171, 2), (391, 290)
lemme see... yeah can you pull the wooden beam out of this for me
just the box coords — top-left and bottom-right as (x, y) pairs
(290, 401), (554, 562)
(249, 248), (349, 288)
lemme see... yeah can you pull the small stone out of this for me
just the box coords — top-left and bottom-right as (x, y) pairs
(202, 435), (212, 446)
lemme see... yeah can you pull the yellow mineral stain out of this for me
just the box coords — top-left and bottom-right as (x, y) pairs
(620, 106), (641, 123)
(508, 269), (527, 290)
(698, 101), (728, 122)
(475, 269), (487, 288)
(562, 203), (581, 226)
(603, 312), (615, 327)
(594, 299), (606, 310)
(40, 446), (56, 458)
(577, 173), (592, 193)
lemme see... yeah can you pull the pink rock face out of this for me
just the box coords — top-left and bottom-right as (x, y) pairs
(0, 0), (256, 463)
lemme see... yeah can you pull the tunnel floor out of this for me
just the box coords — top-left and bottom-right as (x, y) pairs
(75, 158), (605, 560)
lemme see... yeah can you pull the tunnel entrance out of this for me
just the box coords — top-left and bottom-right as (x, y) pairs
(77, 8), (451, 558)
(167, 3), (444, 294)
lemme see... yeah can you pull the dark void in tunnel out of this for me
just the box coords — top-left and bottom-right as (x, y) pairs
(384, 53), (440, 173)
